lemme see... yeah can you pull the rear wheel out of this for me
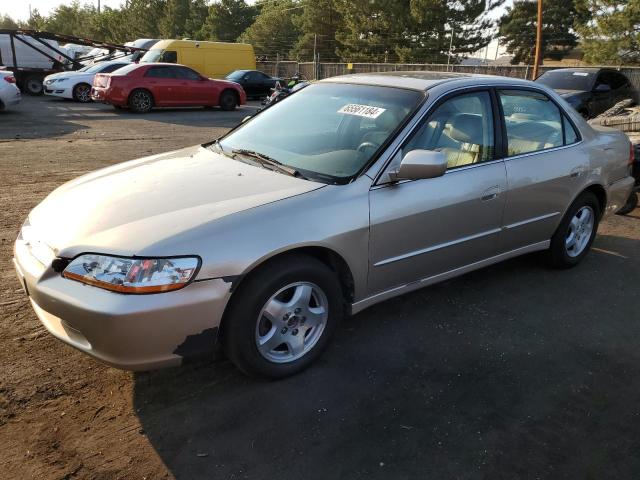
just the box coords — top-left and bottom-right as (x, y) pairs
(24, 76), (43, 95)
(72, 83), (92, 103)
(617, 191), (638, 215)
(223, 254), (343, 378)
(128, 89), (153, 113)
(547, 191), (600, 268)
(219, 90), (237, 111)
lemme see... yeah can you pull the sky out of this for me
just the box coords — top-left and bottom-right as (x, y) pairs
(0, 0), (124, 21)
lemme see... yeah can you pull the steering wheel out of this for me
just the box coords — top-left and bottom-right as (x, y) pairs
(357, 141), (379, 153)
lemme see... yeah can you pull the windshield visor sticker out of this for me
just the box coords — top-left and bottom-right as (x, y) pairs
(338, 103), (387, 119)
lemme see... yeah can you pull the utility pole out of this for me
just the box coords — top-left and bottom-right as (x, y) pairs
(97, 0), (101, 14)
(313, 34), (317, 80)
(532, 0), (543, 79)
(447, 28), (454, 71)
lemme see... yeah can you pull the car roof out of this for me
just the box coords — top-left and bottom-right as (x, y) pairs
(321, 71), (534, 91)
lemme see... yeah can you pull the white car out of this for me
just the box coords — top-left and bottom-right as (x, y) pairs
(43, 61), (130, 103)
(0, 70), (21, 110)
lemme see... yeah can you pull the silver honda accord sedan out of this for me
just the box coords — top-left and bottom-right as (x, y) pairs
(14, 72), (635, 378)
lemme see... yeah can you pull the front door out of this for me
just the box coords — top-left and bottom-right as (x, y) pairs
(368, 90), (507, 295)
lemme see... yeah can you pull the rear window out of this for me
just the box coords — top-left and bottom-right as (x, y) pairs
(535, 70), (596, 91)
(110, 63), (140, 76)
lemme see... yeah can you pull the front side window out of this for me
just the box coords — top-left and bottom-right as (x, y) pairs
(217, 83), (424, 183)
(160, 50), (177, 63)
(175, 67), (201, 80)
(402, 91), (495, 170)
(499, 90), (564, 156)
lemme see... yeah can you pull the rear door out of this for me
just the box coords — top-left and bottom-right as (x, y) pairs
(497, 88), (585, 253)
(368, 89), (507, 295)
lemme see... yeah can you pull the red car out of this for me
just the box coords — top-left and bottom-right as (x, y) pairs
(91, 63), (246, 113)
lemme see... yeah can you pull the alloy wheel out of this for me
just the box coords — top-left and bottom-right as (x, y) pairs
(565, 205), (595, 257)
(255, 282), (328, 363)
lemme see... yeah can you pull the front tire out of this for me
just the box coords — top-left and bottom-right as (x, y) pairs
(223, 254), (343, 378)
(547, 191), (600, 268)
(128, 89), (153, 113)
(219, 90), (237, 111)
(24, 75), (43, 95)
(72, 83), (92, 103)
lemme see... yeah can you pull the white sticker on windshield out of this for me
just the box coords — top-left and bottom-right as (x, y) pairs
(573, 72), (589, 76)
(338, 104), (386, 119)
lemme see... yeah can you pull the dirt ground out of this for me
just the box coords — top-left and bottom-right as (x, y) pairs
(1, 96), (640, 480)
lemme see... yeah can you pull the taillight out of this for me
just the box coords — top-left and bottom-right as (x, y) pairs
(4, 76), (16, 84)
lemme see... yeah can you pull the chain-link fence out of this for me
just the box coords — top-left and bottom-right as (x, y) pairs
(256, 61), (640, 91)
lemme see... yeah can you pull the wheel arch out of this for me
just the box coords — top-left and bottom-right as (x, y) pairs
(220, 87), (240, 105)
(128, 87), (155, 104)
(216, 245), (356, 343)
(583, 183), (607, 217)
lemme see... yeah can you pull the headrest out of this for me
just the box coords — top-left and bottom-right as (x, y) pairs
(448, 113), (484, 145)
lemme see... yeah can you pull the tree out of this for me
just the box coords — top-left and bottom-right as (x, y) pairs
(291, 0), (342, 61)
(200, 0), (258, 42)
(43, 1), (97, 38)
(499, 0), (586, 65)
(577, 0), (640, 64)
(239, 0), (301, 59)
(0, 15), (19, 29)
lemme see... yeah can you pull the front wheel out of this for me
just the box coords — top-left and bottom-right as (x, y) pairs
(24, 75), (43, 95)
(223, 254), (343, 378)
(547, 191), (600, 268)
(219, 90), (237, 111)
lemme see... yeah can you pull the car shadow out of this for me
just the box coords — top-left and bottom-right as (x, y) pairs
(133, 233), (640, 479)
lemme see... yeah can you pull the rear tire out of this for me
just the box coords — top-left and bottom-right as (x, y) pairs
(128, 89), (153, 113)
(223, 254), (343, 379)
(617, 191), (638, 215)
(219, 90), (237, 111)
(547, 191), (600, 269)
(72, 83), (92, 103)
(24, 75), (43, 95)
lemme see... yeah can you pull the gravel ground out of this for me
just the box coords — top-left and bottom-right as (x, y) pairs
(1, 96), (639, 480)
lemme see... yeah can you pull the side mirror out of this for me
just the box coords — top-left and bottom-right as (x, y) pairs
(594, 83), (611, 92)
(388, 149), (447, 182)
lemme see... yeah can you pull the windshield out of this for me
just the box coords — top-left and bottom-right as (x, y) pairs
(218, 83), (423, 183)
(536, 70), (596, 91)
(141, 49), (163, 63)
(226, 70), (246, 80)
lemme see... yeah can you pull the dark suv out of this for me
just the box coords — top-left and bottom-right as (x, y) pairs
(535, 68), (637, 118)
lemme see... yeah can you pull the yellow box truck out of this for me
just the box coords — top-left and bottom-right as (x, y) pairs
(140, 40), (255, 78)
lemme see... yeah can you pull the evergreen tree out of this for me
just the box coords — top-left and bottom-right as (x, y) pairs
(200, 0), (258, 42)
(499, 0), (586, 65)
(577, 0), (640, 64)
(239, 0), (301, 59)
(0, 15), (20, 29)
(291, 0), (342, 61)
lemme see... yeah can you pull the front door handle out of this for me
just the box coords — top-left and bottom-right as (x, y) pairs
(481, 186), (501, 202)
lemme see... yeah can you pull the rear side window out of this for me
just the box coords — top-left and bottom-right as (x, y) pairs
(145, 66), (176, 79)
(100, 63), (127, 73)
(563, 116), (579, 145)
(499, 90), (564, 156)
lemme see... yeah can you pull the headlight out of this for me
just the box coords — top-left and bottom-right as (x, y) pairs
(63, 254), (200, 294)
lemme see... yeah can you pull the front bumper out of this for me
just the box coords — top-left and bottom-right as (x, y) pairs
(13, 238), (233, 371)
(44, 86), (71, 99)
(606, 175), (636, 216)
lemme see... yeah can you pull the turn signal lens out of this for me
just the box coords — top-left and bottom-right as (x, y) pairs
(4, 76), (16, 84)
(63, 254), (199, 294)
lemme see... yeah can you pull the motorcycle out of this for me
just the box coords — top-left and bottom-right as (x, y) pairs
(260, 73), (310, 110)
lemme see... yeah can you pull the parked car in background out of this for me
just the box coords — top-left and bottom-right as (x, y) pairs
(535, 68), (637, 118)
(122, 38), (159, 62)
(91, 62), (246, 112)
(226, 70), (281, 99)
(44, 60), (130, 102)
(140, 39), (255, 78)
(16, 73), (635, 378)
(0, 70), (21, 110)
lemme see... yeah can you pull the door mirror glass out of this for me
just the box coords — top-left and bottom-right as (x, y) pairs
(594, 83), (611, 92)
(389, 149), (447, 181)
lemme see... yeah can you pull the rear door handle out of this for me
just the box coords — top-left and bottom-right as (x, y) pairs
(481, 186), (501, 201)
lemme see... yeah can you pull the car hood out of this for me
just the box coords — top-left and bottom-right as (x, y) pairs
(28, 145), (324, 257)
(45, 71), (92, 81)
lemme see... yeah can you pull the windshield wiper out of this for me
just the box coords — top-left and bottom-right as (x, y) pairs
(231, 149), (304, 179)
